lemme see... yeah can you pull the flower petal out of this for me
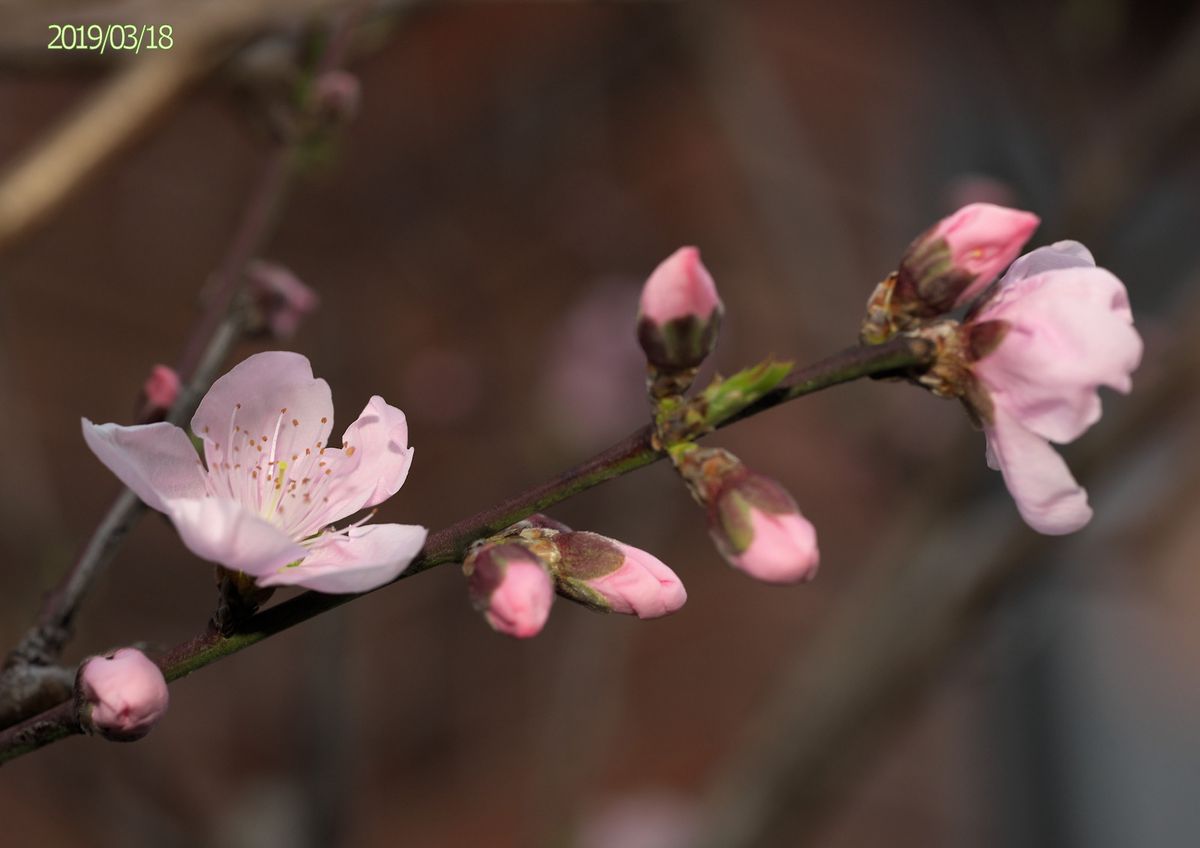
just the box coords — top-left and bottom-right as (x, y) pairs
(82, 419), (208, 512)
(984, 406), (1092, 535)
(336, 396), (415, 510)
(257, 523), (428, 593)
(733, 510), (820, 584)
(997, 240), (1095, 285)
(603, 542), (688, 618)
(166, 497), (306, 576)
(191, 351), (334, 479)
(976, 264), (1142, 443)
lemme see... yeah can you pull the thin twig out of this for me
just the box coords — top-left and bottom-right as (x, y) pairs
(0, 336), (934, 765)
(0, 3), (368, 722)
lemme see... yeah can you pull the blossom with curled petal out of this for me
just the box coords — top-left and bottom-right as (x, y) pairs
(83, 351), (427, 593)
(963, 241), (1143, 534)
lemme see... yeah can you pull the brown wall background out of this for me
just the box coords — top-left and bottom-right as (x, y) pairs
(1, 1), (1198, 846)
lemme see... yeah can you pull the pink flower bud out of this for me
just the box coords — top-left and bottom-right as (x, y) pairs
(247, 260), (320, 339)
(465, 542), (555, 639)
(899, 203), (1039, 313)
(636, 247), (724, 371)
(143, 364), (181, 411)
(710, 472), (819, 584)
(75, 648), (169, 741)
(551, 532), (686, 619)
(313, 70), (362, 124)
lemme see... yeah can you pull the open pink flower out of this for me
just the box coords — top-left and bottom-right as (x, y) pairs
(967, 241), (1142, 534)
(83, 351), (427, 593)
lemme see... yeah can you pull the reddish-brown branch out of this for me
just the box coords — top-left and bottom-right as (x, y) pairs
(0, 335), (933, 764)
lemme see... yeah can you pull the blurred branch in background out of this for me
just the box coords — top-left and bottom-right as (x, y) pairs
(696, 276), (1200, 847)
(0, 0), (382, 729)
(680, 2), (857, 351)
(0, 0), (359, 254)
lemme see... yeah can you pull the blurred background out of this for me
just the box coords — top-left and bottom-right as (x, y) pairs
(1, 1), (1198, 845)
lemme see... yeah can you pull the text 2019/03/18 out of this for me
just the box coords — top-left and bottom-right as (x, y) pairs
(48, 24), (173, 53)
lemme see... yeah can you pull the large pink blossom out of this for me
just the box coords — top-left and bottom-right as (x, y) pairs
(968, 241), (1142, 534)
(83, 351), (427, 593)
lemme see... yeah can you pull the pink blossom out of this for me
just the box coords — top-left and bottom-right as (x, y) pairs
(710, 472), (819, 584)
(636, 247), (723, 370)
(143, 364), (181, 410)
(901, 203), (1040, 312)
(466, 543), (555, 639)
(968, 241), (1142, 534)
(552, 532), (686, 619)
(76, 648), (169, 741)
(83, 351), (426, 593)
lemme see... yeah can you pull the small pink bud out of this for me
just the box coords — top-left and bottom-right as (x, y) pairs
(899, 203), (1039, 313)
(143, 364), (181, 411)
(710, 471), (819, 584)
(247, 260), (320, 339)
(465, 543), (555, 639)
(312, 69), (361, 124)
(75, 648), (169, 741)
(552, 532), (686, 619)
(636, 247), (724, 371)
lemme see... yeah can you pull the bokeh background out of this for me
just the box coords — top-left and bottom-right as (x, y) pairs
(1, 1), (1199, 845)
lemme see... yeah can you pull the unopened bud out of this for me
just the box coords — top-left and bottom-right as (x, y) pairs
(862, 204), (1038, 343)
(312, 70), (361, 125)
(247, 260), (320, 339)
(551, 532), (686, 619)
(465, 542), (555, 639)
(636, 247), (723, 372)
(142, 364), (181, 411)
(75, 648), (169, 742)
(678, 448), (819, 584)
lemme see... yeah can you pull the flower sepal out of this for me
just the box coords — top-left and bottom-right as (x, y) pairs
(212, 565), (276, 635)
